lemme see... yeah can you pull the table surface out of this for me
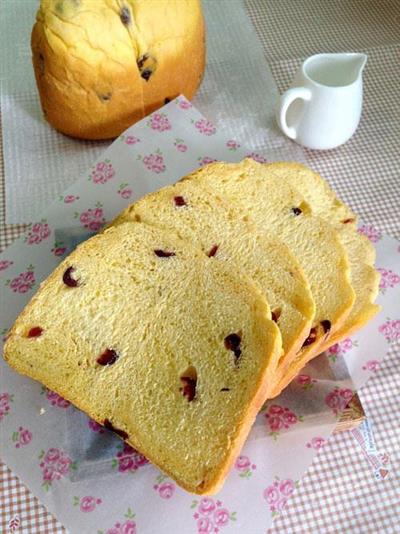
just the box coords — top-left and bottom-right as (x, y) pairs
(1, 1), (399, 532)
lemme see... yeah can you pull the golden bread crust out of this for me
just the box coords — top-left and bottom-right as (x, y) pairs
(31, 0), (205, 139)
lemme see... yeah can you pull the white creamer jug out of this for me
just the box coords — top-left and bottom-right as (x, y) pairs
(276, 53), (367, 150)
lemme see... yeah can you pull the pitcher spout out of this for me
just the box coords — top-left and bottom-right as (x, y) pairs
(302, 53), (368, 87)
(353, 53), (367, 77)
(332, 53), (367, 85)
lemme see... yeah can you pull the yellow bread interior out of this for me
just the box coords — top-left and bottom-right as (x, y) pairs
(182, 159), (356, 389)
(110, 179), (316, 388)
(265, 162), (381, 349)
(4, 222), (281, 494)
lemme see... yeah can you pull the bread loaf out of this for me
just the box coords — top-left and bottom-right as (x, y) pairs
(31, 0), (205, 139)
(4, 221), (281, 494)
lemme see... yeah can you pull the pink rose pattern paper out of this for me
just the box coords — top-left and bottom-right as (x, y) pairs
(306, 437), (326, 450)
(362, 359), (380, 372)
(11, 426), (32, 448)
(139, 150), (166, 173)
(112, 443), (149, 473)
(90, 160), (116, 185)
(226, 139), (241, 150)
(0, 97), (398, 533)
(295, 374), (317, 390)
(0, 393), (13, 422)
(234, 455), (257, 478)
(265, 404), (303, 439)
(0, 260), (13, 271)
(59, 194), (80, 204)
(174, 138), (188, 152)
(39, 448), (76, 491)
(153, 474), (176, 499)
(120, 134), (141, 146)
(51, 241), (67, 257)
(378, 318), (400, 343)
(42, 386), (71, 408)
(73, 495), (102, 513)
(75, 203), (106, 232)
(117, 183), (133, 199)
(377, 267), (400, 293)
(194, 118), (216, 136)
(191, 498), (236, 533)
(6, 265), (35, 293)
(325, 387), (354, 416)
(263, 477), (299, 518)
(25, 220), (51, 245)
(198, 156), (217, 167)
(326, 338), (358, 362)
(98, 507), (137, 534)
(358, 223), (382, 242)
(148, 112), (172, 132)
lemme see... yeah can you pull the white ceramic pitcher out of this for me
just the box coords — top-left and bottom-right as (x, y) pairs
(276, 53), (367, 150)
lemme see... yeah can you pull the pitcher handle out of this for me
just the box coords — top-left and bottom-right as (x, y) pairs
(277, 87), (312, 140)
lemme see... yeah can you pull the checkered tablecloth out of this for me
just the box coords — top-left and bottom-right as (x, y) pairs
(1, 1), (399, 532)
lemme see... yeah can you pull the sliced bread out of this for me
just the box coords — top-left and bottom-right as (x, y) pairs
(182, 159), (355, 394)
(4, 221), (281, 494)
(110, 179), (316, 383)
(265, 162), (381, 350)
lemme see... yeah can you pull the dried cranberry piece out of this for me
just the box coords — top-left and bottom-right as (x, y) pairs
(342, 218), (355, 224)
(27, 326), (43, 338)
(302, 327), (317, 347)
(207, 245), (219, 257)
(180, 377), (196, 401)
(98, 92), (112, 102)
(291, 207), (302, 216)
(103, 419), (128, 440)
(224, 333), (242, 360)
(97, 348), (119, 366)
(321, 320), (331, 334)
(137, 54), (156, 81)
(120, 6), (130, 25)
(220, 387), (230, 392)
(154, 249), (176, 258)
(271, 308), (281, 323)
(137, 54), (149, 70)
(174, 196), (187, 207)
(141, 69), (152, 81)
(63, 266), (79, 287)
(224, 333), (241, 351)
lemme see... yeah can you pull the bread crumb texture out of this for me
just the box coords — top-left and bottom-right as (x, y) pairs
(4, 222), (281, 494)
(111, 178), (316, 386)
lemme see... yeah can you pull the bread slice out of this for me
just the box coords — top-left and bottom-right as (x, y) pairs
(4, 222), (281, 495)
(111, 179), (315, 390)
(182, 159), (355, 394)
(265, 162), (381, 350)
